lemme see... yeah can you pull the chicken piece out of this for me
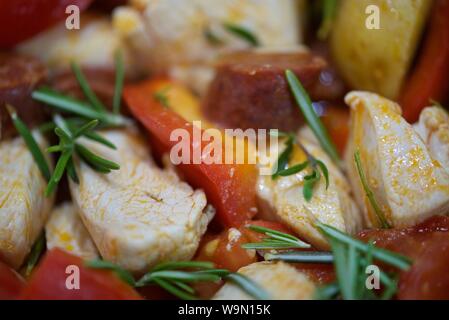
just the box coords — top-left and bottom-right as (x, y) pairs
(113, 0), (304, 94)
(213, 261), (316, 300)
(45, 203), (99, 261)
(18, 14), (133, 73)
(257, 130), (361, 250)
(413, 106), (449, 169)
(344, 92), (449, 228)
(69, 128), (214, 272)
(0, 132), (53, 269)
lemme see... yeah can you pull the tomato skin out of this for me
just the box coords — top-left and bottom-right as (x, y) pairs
(359, 216), (449, 300)
(400, 0), (449, 123)
(398, 233), (449, 300)
(19, 249), (141, 300)
(123, 79), (258, 227)
(0, 0), (93, 48)
(0, 260), (25, 300)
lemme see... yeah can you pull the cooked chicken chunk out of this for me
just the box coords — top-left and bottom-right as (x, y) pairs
(113, 0), (304, 94)
(69, 129), (214, 272)
(345, 92), (449, 228)
(0, 132), (53, 269)
(257, 131), (361, 250)
(413, 106), (449, 169)
(213, 261), (316, 300)
(45, 203), (99, 260)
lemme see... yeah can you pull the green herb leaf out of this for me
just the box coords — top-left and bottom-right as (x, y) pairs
(285, 70), (340, 165)
(24, 232), (46, 277)
(354, 150), (391, 229)
(272, 134), (294, 179)
(152, 261), (215, 272)
(82, 131), (117, 149)
(316, 223), (412, 271)
(264, 251), (333, 264)
(45, 150), (72, 196)
(277, 161), (309, 177)
(66, 156), (79, 184)
(242, 225), (310, 250)
(317, 0), (338, 40)
(316, 160), (329, 189)
(113, 50), (125, 114)
(75, 144), (120, 171)
(223, 22), (259, 46)
(73, 119), (99, 138)
(303, 170), (320, 202)
(6, 105), (51, 182)
(85, 259), (135, 286)
(32, 87), (127, 126)
(71, 62), (106, 112)
(153, 278), (197, 300)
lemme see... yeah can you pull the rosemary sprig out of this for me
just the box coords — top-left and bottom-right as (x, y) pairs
(226, 273), (270, 300)
(44, 118), (120, 195)
(316, 222), (411, 271)
(85, 259), (135, 286)
(242, 225), (310, 250)
(135, 263), (222, 300)
(354, 150), (391, 229)
(285, 70), (340, 165)
(272, 132), (330, 201)
(24, 232), (46, 277)
(317, 0), (338, 40)
(223, 22), (259, 47)
(265, 251), (333, 263)
(254, 224), (411, 300)
(87, 259), (270, 300)
(113, 51), (125, 114)
(272, 133), (295, 178)
(6, 105), (51, 182)
(71, 62), (106, 112)
(32, 87), (127, 127)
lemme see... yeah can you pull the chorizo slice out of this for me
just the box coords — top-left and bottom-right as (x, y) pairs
(202, 50), (345, 131)
(0, 53), (48, 140)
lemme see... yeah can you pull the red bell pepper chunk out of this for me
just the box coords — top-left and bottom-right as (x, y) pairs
(123, 80), (259, 227)
(400, 0), (449, 123)
(20, 249), (141, 300)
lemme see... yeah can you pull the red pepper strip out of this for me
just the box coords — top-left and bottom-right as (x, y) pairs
(123, 80), (258, 227)
(400, 0), (449, 123)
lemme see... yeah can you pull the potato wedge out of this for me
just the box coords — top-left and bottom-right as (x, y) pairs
(331, 0), (432, 99)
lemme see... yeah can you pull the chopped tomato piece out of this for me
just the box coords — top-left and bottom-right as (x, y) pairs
(123, 79), (259, 227)
(400, 0), (449, 123)
(0, 0), (93, 48)
(0, 260), (25, 300)
(195, 228), (257, 273)
(359, 216), (449, 300)
(20, 249), (141, 300)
